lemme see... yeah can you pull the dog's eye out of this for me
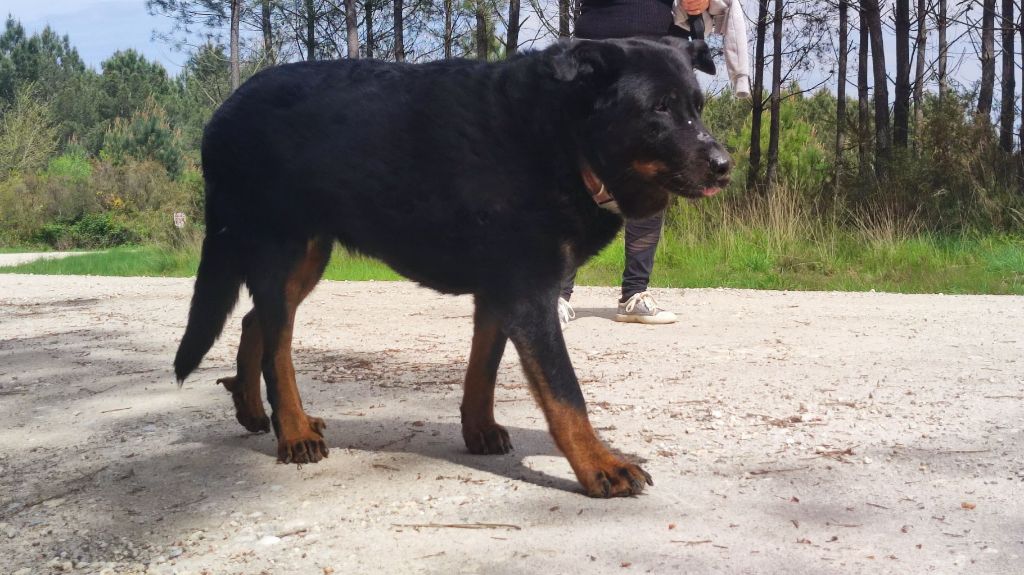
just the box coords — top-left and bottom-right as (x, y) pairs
(654, 93), (677, 114)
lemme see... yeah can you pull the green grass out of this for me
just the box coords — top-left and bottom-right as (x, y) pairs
(0, 246), (199, 277)
(576, 231), (1024, 294)
(2, 213), (1022, 295)
(0, 245), (404, 281)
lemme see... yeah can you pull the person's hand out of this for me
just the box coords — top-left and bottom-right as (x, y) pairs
(683, 0), (709, 15)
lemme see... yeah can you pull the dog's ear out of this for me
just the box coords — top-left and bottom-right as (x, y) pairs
(550, 40), (627, 85)
(687, 40), (717, 76)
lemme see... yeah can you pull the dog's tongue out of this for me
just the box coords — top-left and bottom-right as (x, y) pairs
(702, 187), (722, 197)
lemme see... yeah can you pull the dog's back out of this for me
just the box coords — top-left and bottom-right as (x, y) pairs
(200, 55), (608, 295)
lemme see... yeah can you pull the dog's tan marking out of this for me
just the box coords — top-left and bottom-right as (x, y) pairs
(631, 160), (669, 178)
(460, 306), (511, 454)
(267, 237), (332, 464)
(516, 344), (652, 497)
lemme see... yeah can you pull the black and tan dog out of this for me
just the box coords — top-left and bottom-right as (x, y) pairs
(174, 37), (731, 498)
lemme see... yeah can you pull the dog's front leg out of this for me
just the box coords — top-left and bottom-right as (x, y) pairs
(500, 293), (652, 498)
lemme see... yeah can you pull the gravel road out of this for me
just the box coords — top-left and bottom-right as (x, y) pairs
(0, 274), (1021, 574)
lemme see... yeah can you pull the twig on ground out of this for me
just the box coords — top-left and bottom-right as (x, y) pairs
(392, 523), (521, 531)
(0, 465), (109, 519)
(671, 539), (713, 546)
(748, 467), (808, 476)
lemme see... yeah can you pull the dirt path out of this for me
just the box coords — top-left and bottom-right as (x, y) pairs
(0, 275), (1021, 574)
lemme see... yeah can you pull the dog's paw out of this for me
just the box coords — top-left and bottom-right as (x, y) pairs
(463, 422), (513, 455)
(580, 460), (652, 498)
(276, 417), (329, 464)
(217, 376), (271, 434)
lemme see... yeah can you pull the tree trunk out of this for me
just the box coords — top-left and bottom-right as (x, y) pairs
(394, 0), (405, 61)
(836, 0), (849, 186)
(345, 0), (359, 58)
(559, 0), (570, 37)
(1019, 17), (1024, 193)
(366, 0), (375, 58)
(938, 0), (948, 101)
(894, 0), (910, 148)
(262, 0), (274, 64)
(765, 0), (784, 188)
(747, 0), (769, 192)
(979, 0), (995, 118)
(864, 0), (890, 179)
(476, 2), (489, 61)
(507, 0), (521, 55)
(443, 0), (453, 59)
(230, 0), (241, 90)
(913, 0), (926, 146)
(858, 4), (870, 178)
(999, 0), (1015, 151)
(305, 0), (316, 61)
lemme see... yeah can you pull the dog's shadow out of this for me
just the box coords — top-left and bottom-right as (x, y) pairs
(220, 416), (583, 494)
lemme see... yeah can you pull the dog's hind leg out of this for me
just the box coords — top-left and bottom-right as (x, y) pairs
(250, 236), (333, 464)
(460, 298), (512, 454)
(217, 310), (271, 433)
(499, 292), (652, 498)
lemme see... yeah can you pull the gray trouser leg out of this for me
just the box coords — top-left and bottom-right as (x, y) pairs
(621, 211), (665, 301)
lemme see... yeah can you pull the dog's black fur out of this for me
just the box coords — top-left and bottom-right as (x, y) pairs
(175, 37), (730, 498)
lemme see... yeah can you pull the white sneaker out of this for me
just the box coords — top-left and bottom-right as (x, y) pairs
(557, 297), (575, 329)
(615, 291), (677, 325)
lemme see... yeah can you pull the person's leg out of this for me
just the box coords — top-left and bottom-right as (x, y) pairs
(616, 211), (677, 324)
(558, 270), (577, 328)
(620, 211), (664, 302)
(560, 269), (576, 301)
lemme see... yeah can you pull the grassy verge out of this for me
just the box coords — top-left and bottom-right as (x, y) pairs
(0, 245), (403, 281)
(577, 231), (1024, 294)
(0, 246), (199, 277)
(3, 189), (1022, 295)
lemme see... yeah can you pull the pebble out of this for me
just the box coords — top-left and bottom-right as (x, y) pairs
(258, 535), (281, 546)
(167, 547), (183, 558)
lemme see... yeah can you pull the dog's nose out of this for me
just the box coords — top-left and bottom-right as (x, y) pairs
(709, 151), (732, 176)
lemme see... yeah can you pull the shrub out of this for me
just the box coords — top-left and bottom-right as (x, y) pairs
(33, 212), (139, 249)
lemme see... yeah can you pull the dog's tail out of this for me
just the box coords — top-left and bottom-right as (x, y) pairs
(174, 223), (244, 383)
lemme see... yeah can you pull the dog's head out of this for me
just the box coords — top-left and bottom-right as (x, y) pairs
(549, 37), (731, 219)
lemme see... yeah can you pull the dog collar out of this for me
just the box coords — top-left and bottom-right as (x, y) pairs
(581, 164), (621, 214)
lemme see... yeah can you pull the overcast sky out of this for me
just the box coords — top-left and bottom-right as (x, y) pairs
(6, 0), (988, 97)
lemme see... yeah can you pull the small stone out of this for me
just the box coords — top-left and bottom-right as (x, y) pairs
(258, 535), (281, 546)
(863, 457), (873, 465)
(43, 498), (65, 508)
(167, 547), (183, 558)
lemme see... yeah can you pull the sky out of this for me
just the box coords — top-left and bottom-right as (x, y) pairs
(5, 0), (989, 96)
(7, 0), (186, 73)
